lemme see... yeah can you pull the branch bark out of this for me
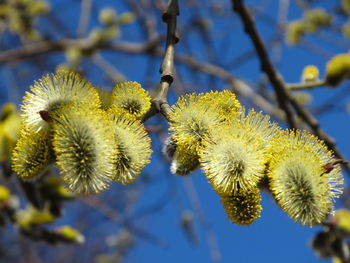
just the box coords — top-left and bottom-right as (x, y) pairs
(142, 0), (179, 122)
(232, 0), (350, 174)
(232, 0), (297, 128)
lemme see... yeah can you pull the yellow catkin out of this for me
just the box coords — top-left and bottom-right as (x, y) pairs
(198, 90), (241, 122)
(170, 140), (200, 176)
(52, 104), (117, 194)
(200, 108), (279, 195)
(12, 128), (51, 180)
(21, 70), (101, 132)
(168, 93), (225, 175)
(268, 129), (343, 226)
(221, 188), (262, 225)
(0, 185), (10, 202)
(201, 128), (266, 195)
(108, 109), (152, 184)
(110, 81), (151, 118)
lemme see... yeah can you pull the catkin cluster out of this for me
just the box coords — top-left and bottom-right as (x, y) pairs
(12, 70), (152, 195)
(165, 91), (343, 226)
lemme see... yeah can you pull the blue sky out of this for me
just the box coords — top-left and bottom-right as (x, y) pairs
(1, 0), (350, 262)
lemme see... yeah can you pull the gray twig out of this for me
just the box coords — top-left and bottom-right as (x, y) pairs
(232, 0), (297, 128)
(286, 80), (327, 90)
(77, 0), (93, 37)
(142, 0), (179, 122)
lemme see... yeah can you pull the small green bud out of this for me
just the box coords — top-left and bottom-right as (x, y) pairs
(0, 5), (9, 17)
(117, 12), (135, 25)
(41, 176), (75, 200)
(301, 65), (319, 82)
(103, 26), (120, 40)
(64, 47), (82, 63)
(89, 28), (105, 45)
(1, 103), (16, 121)
(0, 103), (21, 161)
(16, 205), (56, 228)
(304, 9), (332, 30)
(29, 2), (50, 15)
(285, 20), (304, 45)
(0, 185), (10, 203)
(55, 225), (85, 244)
(99, 7), (117, 26)
(342, 0), (350, 14)
(293, 92), (313, 106)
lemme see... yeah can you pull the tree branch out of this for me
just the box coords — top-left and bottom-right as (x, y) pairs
(232, 0), (297, 128)
(77, 0), (93, 37)
(0, 37), (161, 64)
(142, 0), (179, 122)
(286, 80), (327, 90)
(232, 0), (350, 174)
(80, 196), (167, 248)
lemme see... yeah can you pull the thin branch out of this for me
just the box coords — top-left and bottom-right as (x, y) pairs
(286, 80), (327, 90)
(80, 196), (167, 248)
(124, 0), (157, 39)
(183, 177), (222, 263)
(91, 53), (126, 83)
(142, 0), (179, 122)
(232, 0), (297, 128)
(77, 0), (93, 37)
(0, 37), (161, 64)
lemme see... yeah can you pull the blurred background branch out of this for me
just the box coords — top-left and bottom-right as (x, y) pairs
(0, 0), (350, 263)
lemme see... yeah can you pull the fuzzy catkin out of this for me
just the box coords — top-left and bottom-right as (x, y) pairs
(52, 104), (117, 194)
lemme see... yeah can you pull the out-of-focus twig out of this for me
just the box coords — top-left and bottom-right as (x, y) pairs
(124, 0), (157, 39)
(0, 36), (161, 64)
(80, 196), (167, 248)
(77, 0), (93, 37)
(91, 53), (126, 83)
(232, 0), (297, 128)
(183, 177), (222, 263)
(286, 80), (327, 90)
